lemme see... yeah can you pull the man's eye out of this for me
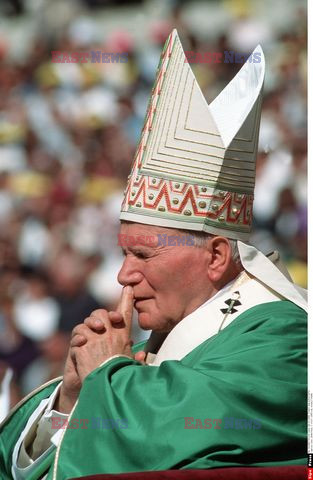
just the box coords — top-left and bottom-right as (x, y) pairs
(132, 249), (151, 259)
(135, 252), (147, 259)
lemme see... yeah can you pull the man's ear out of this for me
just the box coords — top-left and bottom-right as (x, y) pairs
(206, 236), (233, 283)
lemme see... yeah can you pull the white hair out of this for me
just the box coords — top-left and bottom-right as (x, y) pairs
(182, 230), (242, 266)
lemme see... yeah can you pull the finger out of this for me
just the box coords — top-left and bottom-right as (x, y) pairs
(116, 286), (134, 335)
(90, 309), (109, 323)
(134, 351), (146, 363)
(71, 324), (95, 339)
(84, 316), (106, 332)
(89, 309), (112, 332)
(70, 346), (77, 363)
(71, 334), (87, 348)
(108, 311), (124, 328)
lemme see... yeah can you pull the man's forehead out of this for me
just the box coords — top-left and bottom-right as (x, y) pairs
(118, 222), (198, 250)
(119, 222), (178, 236)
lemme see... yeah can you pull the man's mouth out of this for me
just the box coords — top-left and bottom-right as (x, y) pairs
(134, 298), (151, 307)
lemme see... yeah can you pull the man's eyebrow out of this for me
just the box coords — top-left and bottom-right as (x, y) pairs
(121, 245), (155, 256)
(131, 245), (154, 254)
(120, 245), (154, 256)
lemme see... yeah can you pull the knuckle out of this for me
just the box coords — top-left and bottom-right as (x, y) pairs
(72, 324), (87, 336)
(108, 311), (122, 320)
(90, 309), (108, 317)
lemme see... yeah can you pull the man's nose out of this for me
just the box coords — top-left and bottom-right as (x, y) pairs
(117, 257), (144, 286)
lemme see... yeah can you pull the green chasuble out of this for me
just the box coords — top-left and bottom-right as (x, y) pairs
(0, 301), (307, 479)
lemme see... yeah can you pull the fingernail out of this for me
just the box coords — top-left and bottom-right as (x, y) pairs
(95, 319), (102, 327)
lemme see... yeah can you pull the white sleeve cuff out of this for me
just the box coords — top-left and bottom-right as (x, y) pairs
(98, 354), (134, 369)
(31, 383), (69, 459)
(12, 383), (68, 480)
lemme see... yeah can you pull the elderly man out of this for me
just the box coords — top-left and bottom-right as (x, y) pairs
(0, 30), (307, 479)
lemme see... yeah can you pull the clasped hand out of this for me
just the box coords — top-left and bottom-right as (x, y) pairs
(56, 286), (146, 413)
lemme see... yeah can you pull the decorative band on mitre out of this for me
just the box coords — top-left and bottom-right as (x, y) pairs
(120, 174), (253, 241)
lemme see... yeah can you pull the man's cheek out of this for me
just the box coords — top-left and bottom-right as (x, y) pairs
(138, 302), (161, 328)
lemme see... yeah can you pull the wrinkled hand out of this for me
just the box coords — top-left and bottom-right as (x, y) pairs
(70, 286), (134, 383)
(55, 286), (134, 413)
(55, 348), (82, 413)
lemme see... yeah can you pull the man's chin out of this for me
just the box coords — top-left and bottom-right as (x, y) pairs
(137, 311), (171, 332)
(137, 311), (155, 330)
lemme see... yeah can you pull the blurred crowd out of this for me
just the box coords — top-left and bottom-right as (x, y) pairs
(0, 0), (307, 410)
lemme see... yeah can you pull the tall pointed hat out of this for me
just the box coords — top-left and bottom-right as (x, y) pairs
(120, 29), (265, 241)
(120, 29), (307, 312)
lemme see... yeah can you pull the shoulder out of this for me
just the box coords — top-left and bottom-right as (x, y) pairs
(233, 300), (307, 332)
(184, 301), (306, 366)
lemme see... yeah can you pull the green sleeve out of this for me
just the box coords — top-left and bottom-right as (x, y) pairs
(52, 301), (306, 478)
(0, 380), (61, 479)
(132, 340), (147, 354)
(0, 342), (146, 479)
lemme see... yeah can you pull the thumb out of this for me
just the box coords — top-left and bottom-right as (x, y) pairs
(134, 351), (146, 364)
(117, 286), (134, 335)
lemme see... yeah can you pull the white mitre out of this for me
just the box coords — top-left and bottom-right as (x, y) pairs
(120, 29), (307, 312)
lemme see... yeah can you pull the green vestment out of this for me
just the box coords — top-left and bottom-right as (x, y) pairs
(0, 301), (307, 479)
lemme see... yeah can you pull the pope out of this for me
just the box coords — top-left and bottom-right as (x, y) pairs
(0, 30), (307, 480)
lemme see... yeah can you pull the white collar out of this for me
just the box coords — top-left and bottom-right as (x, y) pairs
(148, 272), (282, 366)
(145, 244), (307, 366)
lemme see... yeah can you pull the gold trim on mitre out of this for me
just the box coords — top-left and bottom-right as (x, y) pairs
(120, 30), (265, 240)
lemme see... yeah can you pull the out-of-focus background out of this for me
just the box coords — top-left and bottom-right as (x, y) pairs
(0, 0), (307, 411)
